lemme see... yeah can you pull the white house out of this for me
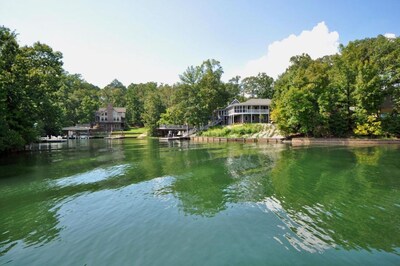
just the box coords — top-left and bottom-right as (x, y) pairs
(213, 98), (271, 125)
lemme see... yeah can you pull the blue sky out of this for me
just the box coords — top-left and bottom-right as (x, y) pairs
(0, 0), (399, 87)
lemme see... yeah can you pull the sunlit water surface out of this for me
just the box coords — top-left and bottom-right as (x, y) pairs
(0, 139), (399, 265)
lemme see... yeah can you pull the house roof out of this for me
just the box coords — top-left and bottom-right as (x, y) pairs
(231, 98), (271, 107)
(115, 107), (126, 112)
(97, 107), (126, 113)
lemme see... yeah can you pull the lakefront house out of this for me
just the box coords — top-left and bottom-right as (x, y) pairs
(213, 98), (271, 125)
(94, 104), (126, 131)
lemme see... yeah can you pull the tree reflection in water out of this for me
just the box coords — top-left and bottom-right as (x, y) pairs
(0, 140), (399, 257)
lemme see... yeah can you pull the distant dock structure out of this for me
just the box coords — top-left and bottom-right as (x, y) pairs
(62, 124), (93, 139)
(157, 125), (194, 140)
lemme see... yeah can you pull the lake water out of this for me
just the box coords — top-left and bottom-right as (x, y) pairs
(0, 139), (399, 265)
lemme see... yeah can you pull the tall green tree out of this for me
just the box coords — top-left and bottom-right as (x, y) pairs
(58, 74), (101, 125)
(272, 54), (325, 136)
(0, 26), (26, 151)
(272, 35), (400, 137)
(164, 59), (228, 126)
(225, 75), (245, 102)
(14, 42), (64, 136)
(242, 72), (274, 98)
(101, 79), (127, 107)
(126, 82), (157, 126)
(142, 91), (165, 136)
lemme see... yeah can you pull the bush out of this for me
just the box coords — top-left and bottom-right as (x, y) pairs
(200, 124), (263, 137)
(382, 114), (400, 137)
(353, 115), (383, 137)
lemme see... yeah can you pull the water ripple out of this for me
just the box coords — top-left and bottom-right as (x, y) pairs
(258, 196), (336, 253)
(55, 164), (131, 187)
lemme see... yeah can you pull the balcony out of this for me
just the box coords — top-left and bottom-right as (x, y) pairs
(227, 108), (269, 116)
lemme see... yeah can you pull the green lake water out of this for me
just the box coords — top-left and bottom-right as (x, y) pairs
(0, 139), (399, 265)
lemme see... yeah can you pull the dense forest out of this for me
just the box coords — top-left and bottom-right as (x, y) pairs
(1, 26), (399, 152)
(272, 36), (400, 137)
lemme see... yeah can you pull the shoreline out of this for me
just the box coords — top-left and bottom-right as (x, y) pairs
(190, 136), (283, 143)
(291, 138), (400, 146)
(190, 136), (400, 146)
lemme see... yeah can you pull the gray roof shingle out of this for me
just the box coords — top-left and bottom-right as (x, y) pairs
(232, 98), (271, 106)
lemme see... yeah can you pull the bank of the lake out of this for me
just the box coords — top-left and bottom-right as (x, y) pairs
(292, 137), (400, 145)
(191, 136), (283, 143)
(0, 139), (399, 265)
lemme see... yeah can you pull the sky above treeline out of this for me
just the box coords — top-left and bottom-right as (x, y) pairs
(1, 0), (399, 87)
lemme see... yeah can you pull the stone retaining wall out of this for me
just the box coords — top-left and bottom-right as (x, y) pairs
(292, 138), (400, 146)
(190, 136), (282, 143)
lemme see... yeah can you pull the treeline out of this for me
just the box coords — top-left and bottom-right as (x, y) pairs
(1, 26), (103, 152)
(1, 25), (399, 152)
(272, 35), (400, 137)
(0, 26), (273, 152)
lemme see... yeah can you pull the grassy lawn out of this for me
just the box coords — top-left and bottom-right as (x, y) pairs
(124, 127), (147, 134)
(111, 127), (146, 136)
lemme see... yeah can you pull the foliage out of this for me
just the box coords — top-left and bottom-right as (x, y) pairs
(200, 124), (263, 137)
(242, 72), (274, 98)
(58, 74), (101, 126)
(126, 82), (157, 126)
(381, 114), (400, 137)
(1, 25), (400, 152)
(162, 59), (231, 127)
(101, 79), (126, 107)
(272, 54), (329, 136)
(353, 115), (383, 137)
(142, 91), (165, 136)
(0, 26), (67, 151)
(272, 35), (400, 138)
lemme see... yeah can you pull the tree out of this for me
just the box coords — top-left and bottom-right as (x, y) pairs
(58, 74), (100, 125)
(15, 42), (65, 136)
(170, 59), (228, 126)
(142, 91), (164, 136)
(242, 73), (274, 98)
(101, 79), (126, 107)
(126, 82), (157, 126)
(272, 36), (400, 138)
(272, 54), (327, 136)
(225, 76), (245, 102)
(0, 26), (26, 151)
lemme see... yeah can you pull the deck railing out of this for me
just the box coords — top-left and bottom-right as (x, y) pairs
(227, 109), (269, 115)
(159, 125), (190, 130)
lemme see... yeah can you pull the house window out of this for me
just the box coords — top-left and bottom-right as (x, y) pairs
(105, 118), (107, 121)
(105, 112), (107, 116)
(101, 118), (104, 122)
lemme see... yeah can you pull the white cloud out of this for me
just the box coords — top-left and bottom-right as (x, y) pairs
(384, 33), (396, 39)
(233, 22), (340, 79)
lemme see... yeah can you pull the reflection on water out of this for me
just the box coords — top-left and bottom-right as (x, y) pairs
(269, 146), (400, 254)
(55, 164), (131, 187)
(0, 139), (399, 265)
